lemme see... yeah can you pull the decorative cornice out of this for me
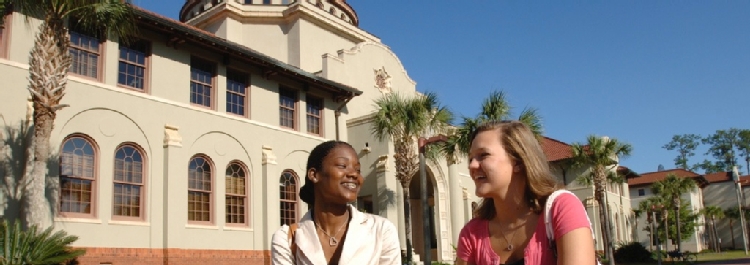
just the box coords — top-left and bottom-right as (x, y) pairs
(375, 155), (388, 172)
(346, 112), (376, 127)
(262, 145), (277, 165)
(164, 124), (183, 147)
(337, 42), (417, 86)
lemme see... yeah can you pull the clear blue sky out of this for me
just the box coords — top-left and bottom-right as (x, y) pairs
(134, 1), (750, 175)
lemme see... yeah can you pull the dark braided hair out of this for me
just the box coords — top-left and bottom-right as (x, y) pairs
(299, 140), (354, 205)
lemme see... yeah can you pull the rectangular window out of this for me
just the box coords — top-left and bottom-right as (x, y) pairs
(226, 70), (248, 116)
(638, 188), (645, 196)
(306, 96), (322, 135)
(279, 88), (297, 129)
(69, 23), (102, 79)
(118, 40), (149, 91)
(190, 57), (215, 108)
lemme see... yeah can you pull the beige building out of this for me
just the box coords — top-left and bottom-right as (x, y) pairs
(543, 138), (636, 251)
(0, 1), (475, 264)
(701, 170), (750, 250)
(0, 1), (637, 264)
(627, 169), (709, 253)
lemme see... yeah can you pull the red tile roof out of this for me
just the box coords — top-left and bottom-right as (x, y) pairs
(541, 137), (574, 162)
(627, 168), (708, 187)
(703, 171), (733, 183)
(737, 175), (750, 187)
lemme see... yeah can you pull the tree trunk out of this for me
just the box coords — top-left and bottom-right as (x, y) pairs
(711, 220), (719, 252)
(663, 210), (670, 251)
(23, 16), (72, 228)
(593, 166), (615, 265)
(403, 186), (413, 264)
(713, 218), (721, 252)
(730, 219), (736, 250)
(675, 201), (681, 253)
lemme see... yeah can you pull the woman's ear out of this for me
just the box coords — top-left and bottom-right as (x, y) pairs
(513, 162), (522, 173)
(307, 168), (319, 183)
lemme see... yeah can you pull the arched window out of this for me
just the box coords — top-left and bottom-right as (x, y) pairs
(113, 143), (146, 220)
(279, 170), (298, 226)
(226, 161), (248, 225)
(188, 155), (213, 223)
(59, 134), (98, 217)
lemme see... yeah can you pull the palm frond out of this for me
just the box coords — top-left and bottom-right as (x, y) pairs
(480, 90), (511, 121)
(70, 0), (138, 44)
(517, 106), (543, 136)
(0, 220), (85, 265)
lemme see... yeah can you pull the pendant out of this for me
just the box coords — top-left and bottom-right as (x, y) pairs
(506, 244), (513, 251)
(329, 237), (339, 246)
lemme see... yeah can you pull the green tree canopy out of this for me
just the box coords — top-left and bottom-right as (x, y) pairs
(662, 134), (702, 171)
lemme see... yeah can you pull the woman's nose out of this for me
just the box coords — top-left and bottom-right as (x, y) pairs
(468, 158), (479, 169)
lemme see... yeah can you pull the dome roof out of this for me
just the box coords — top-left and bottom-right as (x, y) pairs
(179, 0), (359, 26)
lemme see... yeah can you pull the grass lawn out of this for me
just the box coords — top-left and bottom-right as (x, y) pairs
(619, 250), (750, 265)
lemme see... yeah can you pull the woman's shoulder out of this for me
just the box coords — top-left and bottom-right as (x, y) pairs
(359, 211), (397, 230)
(272, 224), (292, 244)
(460, 218), (488, 234)
(550, 190), (584, 207)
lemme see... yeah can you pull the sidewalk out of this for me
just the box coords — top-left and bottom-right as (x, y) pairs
(701, 258), (750, 265)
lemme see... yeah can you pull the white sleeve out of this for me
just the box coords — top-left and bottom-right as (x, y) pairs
(271, 225), (294, 265)
(379, 220), (402, 265)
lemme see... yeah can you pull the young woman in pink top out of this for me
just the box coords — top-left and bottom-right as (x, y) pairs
(456, 120), (597, 265)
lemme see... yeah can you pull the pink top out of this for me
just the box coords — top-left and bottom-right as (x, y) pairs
(456, 192), (591, 265)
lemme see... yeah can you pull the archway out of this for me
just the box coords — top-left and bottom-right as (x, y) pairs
(409, 169), (437, 261)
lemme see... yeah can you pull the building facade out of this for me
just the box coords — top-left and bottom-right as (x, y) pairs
(0, 1), (633, 264)
(627, 169), (709, 253)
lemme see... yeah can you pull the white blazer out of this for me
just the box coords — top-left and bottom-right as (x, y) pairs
(271, 205), (401, 265)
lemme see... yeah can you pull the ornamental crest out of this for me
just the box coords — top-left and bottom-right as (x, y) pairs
(374, 67), (392, 94)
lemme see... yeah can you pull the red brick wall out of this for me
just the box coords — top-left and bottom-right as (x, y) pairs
(73, 247), (270, 265)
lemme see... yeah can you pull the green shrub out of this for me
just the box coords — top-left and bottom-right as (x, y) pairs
(0, 220), (85, 265)
(614, 242), (654, 263)
(651, 249), (668, 260)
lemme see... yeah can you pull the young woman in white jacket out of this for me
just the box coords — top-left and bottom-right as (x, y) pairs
(271, 141), (401, 265)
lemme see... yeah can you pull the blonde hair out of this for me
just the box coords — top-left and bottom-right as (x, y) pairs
(470, 120), (562, 220)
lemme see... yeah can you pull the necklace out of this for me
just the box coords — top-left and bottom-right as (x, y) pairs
(315, 210), (350, 247)
(497, 223), (521, 251)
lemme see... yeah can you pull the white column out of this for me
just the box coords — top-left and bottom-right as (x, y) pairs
(448, 159), (464, 247)
(261, 145), (279, 248)
(162, 124), (183, 250)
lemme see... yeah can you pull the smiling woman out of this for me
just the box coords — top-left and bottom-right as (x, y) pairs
(271, 140), (401, 265)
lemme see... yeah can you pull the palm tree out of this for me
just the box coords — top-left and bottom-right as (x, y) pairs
(651, 173), (697, 253)
(0, 0), (137, 228)
(442, 90), (542, 158)
(701, 206), (724, 252)
(0, 220), (86, 264)
(371, 92), (453, 264)
(571, 135), (632, 265)
(724, 207), (740, 249)
(640, 196), (667, 252)
(639, 197), (665, 251)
